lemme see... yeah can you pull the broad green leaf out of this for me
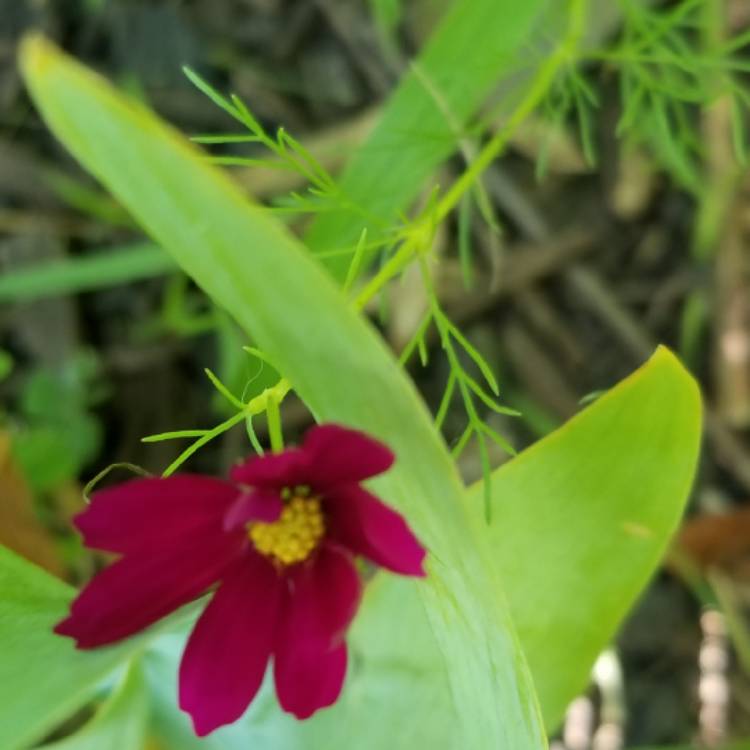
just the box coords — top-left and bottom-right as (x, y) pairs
(20, 37), (546, 750)
(305, 0), (555, 276)
(473, 346), (701, 730)
(40, 662), (148, 750)
(0, 241), (174, 302)
(0, 546), (142, 749)
(319, 347), (701, 743)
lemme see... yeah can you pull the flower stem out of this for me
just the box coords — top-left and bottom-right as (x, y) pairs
(266, 395), (284, 453)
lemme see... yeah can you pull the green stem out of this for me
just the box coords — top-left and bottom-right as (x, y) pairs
(353, 236), (421, 310)
(434, 0), (588, 224)
(163, 410), (247, 477)
(354, 0), (588, 311)
(245, 415), (265, 455)
(266, 394), (284, 452)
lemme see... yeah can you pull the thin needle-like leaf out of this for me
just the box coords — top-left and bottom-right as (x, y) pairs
(204, 367), (245, 410)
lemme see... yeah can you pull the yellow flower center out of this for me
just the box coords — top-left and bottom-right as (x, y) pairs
(248, 493), (325, 566)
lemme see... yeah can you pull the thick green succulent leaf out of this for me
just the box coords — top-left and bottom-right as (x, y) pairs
(0, 546), (142, 749)
(19, 37), (545, 750)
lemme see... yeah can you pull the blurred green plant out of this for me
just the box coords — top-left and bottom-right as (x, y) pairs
(45, 169), (134, 229)
(538, 0), (750, 189)
(10, 25), (703, 750)
(0, 349), (13, 382)
(8, 351), (105, 493)
(368, 0), (402, 34)
(0, 242), (174, 303)
(0, 0), (729, 745)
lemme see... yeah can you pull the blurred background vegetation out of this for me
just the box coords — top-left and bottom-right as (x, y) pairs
(2, 1), (750, 748)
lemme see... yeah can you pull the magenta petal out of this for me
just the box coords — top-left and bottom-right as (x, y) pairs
(54, 532), (245, 648)
(179, 556), (282, 736)
(272, 548), (357, 719)
(223, 488), (283, 531)
(295, 544), (363, 645)
(303, 424), (395, 488)
(326, 485), (427, 577)
(274, 642), (348, 720)
(74, 476), (240, 553)
(230, 449), (311, 489)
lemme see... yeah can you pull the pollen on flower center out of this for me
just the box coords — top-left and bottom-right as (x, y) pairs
(248, 494), (325, 565)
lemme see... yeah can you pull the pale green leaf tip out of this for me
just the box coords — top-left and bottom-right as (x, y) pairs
(642, 345), (703, 430)
(648, 344), (700, 394)
(18, 32), (58, 83)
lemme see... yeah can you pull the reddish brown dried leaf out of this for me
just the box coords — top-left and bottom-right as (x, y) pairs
(0, 431), (65, 577)
(678, 508), (750, 576)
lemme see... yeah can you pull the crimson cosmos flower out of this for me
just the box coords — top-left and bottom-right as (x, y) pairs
(55, 424), (426, 736)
